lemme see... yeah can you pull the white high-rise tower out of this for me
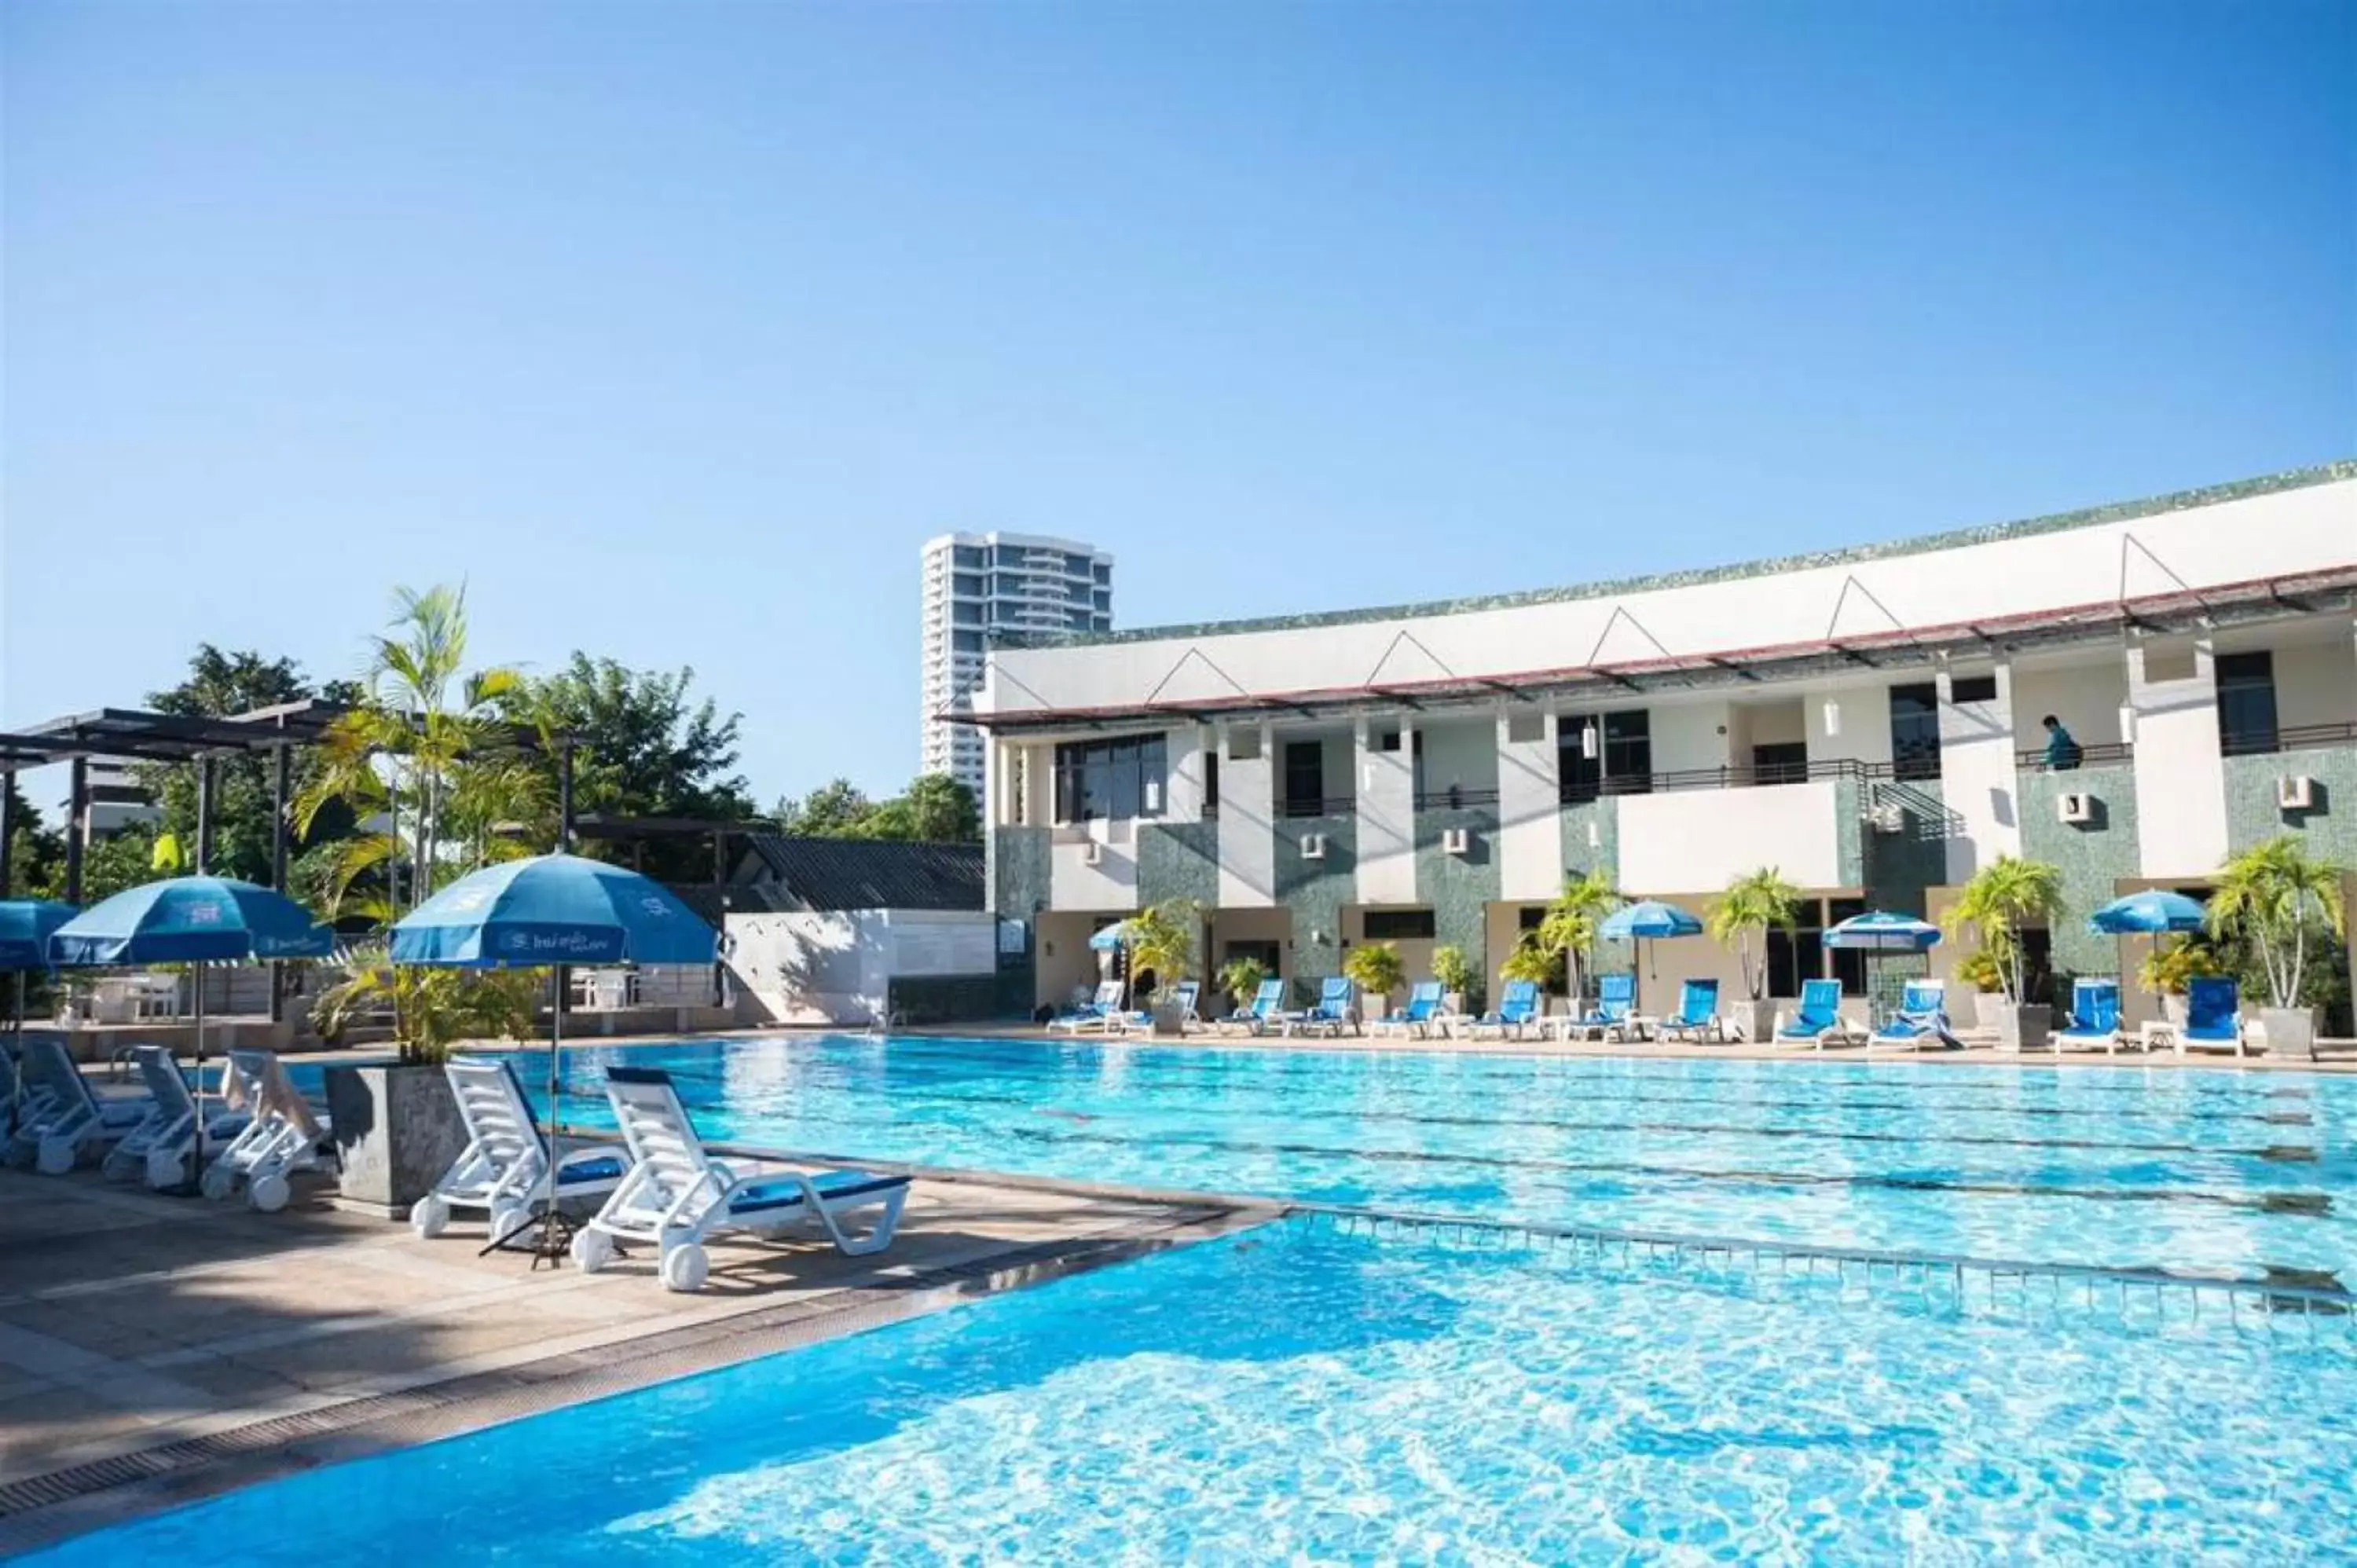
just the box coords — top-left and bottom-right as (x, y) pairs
(920, 532), (1113, 793)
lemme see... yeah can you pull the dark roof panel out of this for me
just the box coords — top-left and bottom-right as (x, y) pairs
(744, 835), (984, 912)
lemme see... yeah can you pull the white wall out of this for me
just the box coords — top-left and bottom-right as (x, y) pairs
(1050, 819), (1142, 911)
(1354, 718), (1417, 905)
(984, 475), (2357, 724)
(1807, 682), (1895, 767)
(725, 911), (884, 1025)
(1940, 665), (2020, 883)
(2128, 639), (2229, 877)
(2275, 638), (2357, 730)
(1618, 781), (1847, 892)
(1496, 708), (1563, 901)
(1164, 726), (1209, 821)
(1217, 722), (1276, 907)
(1416, 718), (1498, 797)
(1649, 699), (1734, 775)
(2011, 660), (2128, 748)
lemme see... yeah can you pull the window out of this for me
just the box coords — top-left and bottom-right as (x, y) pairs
(1094, 563), (1113, 584)
(1204, 751), (1220, 812)
(1222, 939), (1281, 978)
(1362, 909), (1437, 941)
(1824, 897), (1867, 995)
(1375, 729), (1402, 753)
(951, 630), (983, 653)
(1559, 710), (1651, 804)
(951, 545), (986, 570)
(1950, 673), (1998, 705)
(1888, 683), (1941, 781)
(1052, 735), (1168, 822)
(1765, 898), (1829, 998)
(1752, 742), (1809, 785)
(2216, 651), (2279, 756)
(1506, 712), (1545, 746)
(1228, 729), (1261, 762)
(1283, 741), (1327, 816)
(1067, 553), (1091, 576)
(951, 601), (983, 626)
(952, 573), (985, 598)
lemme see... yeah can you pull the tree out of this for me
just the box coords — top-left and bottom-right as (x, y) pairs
(775, 779), (876, 837)
(3, 777), (62, 899)
(1218, 954), (1270, 1011)
(1430, 943), (1476, 1003)
(1124, 898), (1201, 999)
(1941, 855), (2064, 1004)
(515, 654), (755, 880)
(1536, 869), (1620, 1000)
(138, 645), (361, 885)
(1709, 866), (1804, 1002)
(2207, 835), (2348, 1009)
(310, 943), (543, 1064)
(297, 585), (537, 920)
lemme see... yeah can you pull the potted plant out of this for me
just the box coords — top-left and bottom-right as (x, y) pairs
(1497, 934), (1558, 1005)
(1431, 943), (1477, 1018)
(2139, 937), (2225, 1028)
(2206, 835), (2347, 1059)
(1219, 954), (1270, 1020)
(1956, 947), (2007, 1030)
(1709, 866), (1802, 1043)
(312, 947), (541, 1217)
(1941, 855), (2064, 1050)
(1124, 898), (1201, 1038)
(1343, 940), (1407, 1031)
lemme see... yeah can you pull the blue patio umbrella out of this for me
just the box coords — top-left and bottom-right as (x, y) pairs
(49, 877), (332, 1185)
(1598, 900), (1703, 1016)
(2090, 889), (2208, 1028)
(1825, 910), (1943, 1025)
(0, 900), (78, 1143)
(1087, 921), (1134, 951)
(391, 853), (717, 1259)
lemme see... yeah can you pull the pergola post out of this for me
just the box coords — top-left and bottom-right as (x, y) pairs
(269, 744), (291, 1024)
(0, 771), (13, 896)
(63, 758), (86, 904)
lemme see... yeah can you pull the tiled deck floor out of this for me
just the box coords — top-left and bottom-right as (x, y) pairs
(0, 1164), (1255, 1552)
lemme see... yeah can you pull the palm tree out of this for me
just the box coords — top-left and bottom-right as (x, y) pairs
(297, 585), (537, 920)
(1537, 869), (1620, 1002)
(1343, 940), (1406, 1017)
(2207, 835), (2347, 1009)
(1122, 898), (1200, 1009)
(1710, 866), (1804, 1002)
(1940, 855), (2064, 1004)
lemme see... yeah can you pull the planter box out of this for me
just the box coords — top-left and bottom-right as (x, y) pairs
(2260, 1006), (2320, 1060)
(1996, 1003), (2053, 1053)
(326, 1062), (467, 1220)
(1737, 999), (1777, 1044)
(1972, 992), (2011, 1031)
(2164, 995), (2189, 1028)
(1150, 1003), (1186, 1039)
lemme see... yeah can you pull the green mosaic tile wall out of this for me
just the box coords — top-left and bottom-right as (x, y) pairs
(1274, 814), (1357, 1003)
(1833, 777), (1865, 890)
(1555, 799), (1630, 976)
(2016, 763), (2141, 977)
(1137, 821), (1221, 909)
(1414, 805), (1502, 987)
(2224, 749), (2357, 866)
(1864, 779), (1950, 917)
(991, 826), (1051, 918)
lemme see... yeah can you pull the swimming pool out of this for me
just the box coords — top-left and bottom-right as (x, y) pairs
(26, 1221), (2356, 1566)
(523, 1034), (2357, 1288)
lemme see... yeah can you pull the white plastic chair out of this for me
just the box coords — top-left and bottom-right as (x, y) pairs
(200, 1050), (331, 1212)
(412, 1055), (628, 1240)
(105, 1045), (250, 1189)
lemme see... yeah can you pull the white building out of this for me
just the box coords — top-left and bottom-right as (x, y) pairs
(920, 531), (1113, 794)
(969, 465), (2357, 1031)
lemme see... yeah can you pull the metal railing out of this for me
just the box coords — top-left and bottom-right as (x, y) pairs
(1559, 757), (1880, 805)
(1279, 796), (1356, 820)
(1413, 788), (1501, 811)
(2223, 720), (2357, 759)
(2015, 741), (2136, 770)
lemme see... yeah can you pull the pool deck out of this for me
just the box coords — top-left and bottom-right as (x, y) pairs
(0, 1163), (1265, 1555)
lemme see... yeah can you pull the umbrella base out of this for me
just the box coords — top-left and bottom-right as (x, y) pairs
(480, 1205), (580, 1270)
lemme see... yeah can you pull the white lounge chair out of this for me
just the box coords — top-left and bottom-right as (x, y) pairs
(1047, 980), (1127, 1035)
(106, 1045), (251, 1189)
(5, 1037), (146, 1174)
(200, 1049), (332, 1212)
(573, 1065), (912, 1292)
(412, 1055), (629, 1240)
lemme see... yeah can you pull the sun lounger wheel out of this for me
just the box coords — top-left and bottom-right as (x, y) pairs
(570, 1228), (614, 1273)
(247, 1172), (290, 1213)
(659, 1241), (709, 1293)
(35, 1138), (75, 1177)
(146, 1149), (186, 1190)
(200, 1165), (236, 1202)
(410, 1194), (451, 1239)
(488, 1201), (529, 1243)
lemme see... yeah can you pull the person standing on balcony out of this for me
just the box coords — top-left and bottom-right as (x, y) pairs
(2040, 715), (2083, 772)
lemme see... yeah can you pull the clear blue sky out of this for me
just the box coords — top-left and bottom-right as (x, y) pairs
(5, 0), (2350, 808)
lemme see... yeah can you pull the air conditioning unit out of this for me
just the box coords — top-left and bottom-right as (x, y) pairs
(1299, 832), (1327, 860)
(2278, 775), (2317, 811)
(1081, 839), (1103, 866)
(2058, 793), (2096, 825)
(1868, 803), (1904, 834)
(1442, 826), (1472, 855)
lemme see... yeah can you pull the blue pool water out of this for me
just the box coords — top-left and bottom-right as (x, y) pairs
(520, 1034), (2357, 1288)
(26, 1222), (2357, 1566)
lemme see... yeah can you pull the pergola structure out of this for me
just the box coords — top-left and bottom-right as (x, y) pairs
(0, 700), (579, 1019)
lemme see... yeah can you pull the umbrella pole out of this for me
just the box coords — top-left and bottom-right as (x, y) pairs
(7, 971), (22, 1145)
(539, 962), (569, 1266)
(189, 965), (207, 1189)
